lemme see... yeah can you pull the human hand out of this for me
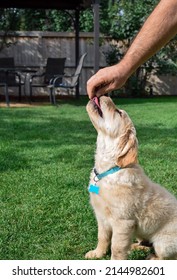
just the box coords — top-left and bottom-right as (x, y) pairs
(87, 63), (129, 99)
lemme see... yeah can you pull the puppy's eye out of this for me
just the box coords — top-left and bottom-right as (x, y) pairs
(116, 109), (122, 116)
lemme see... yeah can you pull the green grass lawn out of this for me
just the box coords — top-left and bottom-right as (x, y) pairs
(0, 96), (177, 260)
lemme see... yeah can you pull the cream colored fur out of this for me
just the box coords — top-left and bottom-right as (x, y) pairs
(86, 96), (177, 260)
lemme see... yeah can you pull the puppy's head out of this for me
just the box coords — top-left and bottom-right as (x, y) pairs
(86, 96), (138, 167)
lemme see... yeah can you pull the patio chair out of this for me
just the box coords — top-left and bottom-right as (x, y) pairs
(0, 57), (24, 101)
(48, 53), (87, 104)
(29, 57), (66, 101)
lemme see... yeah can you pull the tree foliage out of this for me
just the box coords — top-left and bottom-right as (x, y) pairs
(0, 8), (19, 51)
(108, 0), (158, 40)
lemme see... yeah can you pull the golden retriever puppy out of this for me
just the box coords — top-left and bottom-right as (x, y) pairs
(85, 96), (177, 260)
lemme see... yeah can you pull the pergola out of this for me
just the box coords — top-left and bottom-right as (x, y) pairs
(0, 0), (100, 97)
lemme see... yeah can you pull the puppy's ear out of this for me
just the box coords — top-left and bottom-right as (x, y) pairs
(116, 127), (138, 168)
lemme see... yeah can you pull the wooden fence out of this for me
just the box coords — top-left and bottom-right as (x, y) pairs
(0, 31), (110, 97)
(0, 31), (177, 97)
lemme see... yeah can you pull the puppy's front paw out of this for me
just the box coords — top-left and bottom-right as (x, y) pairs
(85, 249), (103, 259)
(130, 243), (151, 251)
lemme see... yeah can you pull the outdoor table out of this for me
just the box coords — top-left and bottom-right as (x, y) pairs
(20, 68), (38, 98)
(0, 67), (38, 104)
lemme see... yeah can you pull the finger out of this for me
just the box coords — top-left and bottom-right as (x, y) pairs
(87, 76), (105, 99)
(87, 84), (96, 99)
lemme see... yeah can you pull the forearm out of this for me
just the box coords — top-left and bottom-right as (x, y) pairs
(120, 0), (177, 77)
